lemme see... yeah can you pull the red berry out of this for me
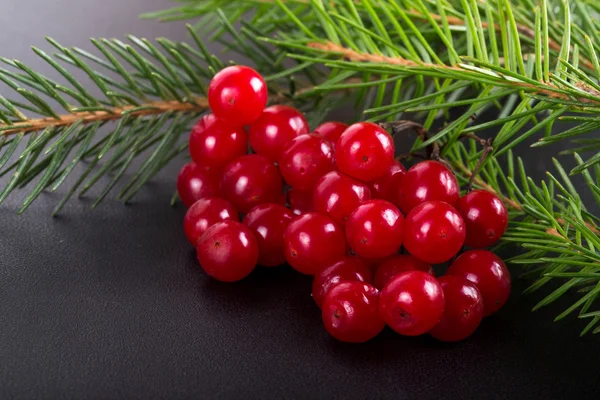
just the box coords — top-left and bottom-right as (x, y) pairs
(243, 203), (294, 267)
(287, 188), (314, 215)
(279, 134), (335, 190)
(395, 160), (459, 214)
(335, 122), (394, 182)
(446, 250), (511, 316)
(248, 105), (309, 162)
(313, 121), (348, 144)
(221, 154), (283, 213)
(184, 198), (238, 245)
(457, 190), (508, 248)
(403, 201), (465, 264)
(369, 159), (406, 202)
(345, 200), (404, 258)
(208, 65), (267, 126)
(189, 114), (248, 169)
(429, 276), (484, 342)
(196, 220), (258, 282)
(313, 171), (372, 226)
(312, 257), (372, 308)
(373, 255), (433, 290)
(379, 271), (445, 336)
(177, 162), (220, 207)
(322, 282), (385, 343)
(283, 212), (347, 275)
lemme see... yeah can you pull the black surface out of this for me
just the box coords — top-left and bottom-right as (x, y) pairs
(1, 2), (600, 399)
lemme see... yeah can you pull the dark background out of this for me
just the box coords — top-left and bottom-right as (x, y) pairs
(1, 1), (599, 399)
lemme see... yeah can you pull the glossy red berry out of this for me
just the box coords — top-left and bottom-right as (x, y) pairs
(279, 134), (336, 190)
(403, 201), (465, 264)
(313, 171), (372, 226)
(335, 122), (394, 182)
(243, 203), (294, 267)
(312, 257), (372, 308)
(457, 190), (508, 248)
(313, 121), (348, 144)
(189, 113), (248, 169)
(184, 198), (238, 245)
(373, 255), (433, 290)
(429, 276), (484, 342)
(395, 160), (459, 214)
(287, 188), (314, 215)
(446, 250), (511, 316)
(283, 212), (347, 275)
(177, 162), (220, 207)
(208, 65), (267, 126)
(379, 271), (445, 336)
(322, 282), (385, 343)
(369, 159), (406, 202)
(221, 154), (283, 213)
(345, 200), (404, 258)
(196, 220), (259, 282)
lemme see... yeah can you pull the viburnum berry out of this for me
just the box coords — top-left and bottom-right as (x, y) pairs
(313, 121), (348, 144)
(248, 105), (309, 162)
(369, 159), (406, 202)
(322, 282), (385, 343)
(313, 171), (372, 226)
(457, 190), (508, 248)
(184, 198), (238, 245)
(189, 113), (248, 169)
(403, 200), (466, 264)
(196, 220), (259, 282)
(429, 276), (484, 342)
(312, 257), (373, 308)
(446, 250), (511, 316)
(287, 188), (314, 215)
(373, 255), (433, 290)
(243, 203), (294, 267)
(379, 271), (445, 336)
(177, 162), (221, 207)
(208, 65), (267, 126)
(279, 134), (336, 190)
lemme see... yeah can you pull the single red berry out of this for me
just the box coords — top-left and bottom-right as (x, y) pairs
(248, 105), (309, 162)
(177, 162), (221, 207)
(208, 65), (267, 126)
(243, 203), (295, 267)
(395, 160), (459, 214)
(221, 154), (283, 213)
(313, 171), (372, 226)
(189, 113), (248, 169)
(457, 190), (508, 248)
(313, 121), (348, 144)
(287, 188), (314, 215)
(403, 201), (465, 264)
(283, 212), (347, 275)
(373, 255), (433, 290)
(279, 134), (336, 190)
(345, 200), (404, 258)
(379, 271), (445, 336)
(369, 159), (406, 202)
(429, 276), (484, 342)
(335, 122), (394, 182)
(196, 220), (259, 282)
(446, 250), (511, 316)
(312, 257), (373, 308)
(184, 198), (239, 245)
(322, 282), (385, 343)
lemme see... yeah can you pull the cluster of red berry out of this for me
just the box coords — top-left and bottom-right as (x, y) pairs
(177, 65), (511, 343)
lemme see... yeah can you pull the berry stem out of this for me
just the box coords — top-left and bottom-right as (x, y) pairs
(463, 136), (494, 193)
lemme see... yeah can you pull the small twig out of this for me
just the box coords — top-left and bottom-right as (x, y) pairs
(459, 134), (495, 192)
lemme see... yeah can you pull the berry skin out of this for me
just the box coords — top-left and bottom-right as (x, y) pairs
(279, 134), (336, 190)
(189, 114), (248, 169)
(379, 271), (445, 336)
(446, 250), (511, 316)
(345, 200), (404, 258)
(322, 282), (385, 343)
(395, 160), (459, 214)
(177, 162), (221, 207)
(287, 188), (314, 215)
(312, 257), (373, 308)
(313, 121), (348, 144)
(403, 201), (466, 264)
(313, 171), (372, 226)
(248, 105), (309, 162)
(184, 198), (239, 245)
(457, 190), (508, 248)
(196, 220), (259, 282)
(221, 154), (283, 213)
(208, 65), (267, 126)
(283, 212), (347, 275)
(335, 122), (394, 182)
(243, 203), (295, 267)
(369, 159), (406, 202)
(429, 276), (484, 342)
(374, 255), (433, 290)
